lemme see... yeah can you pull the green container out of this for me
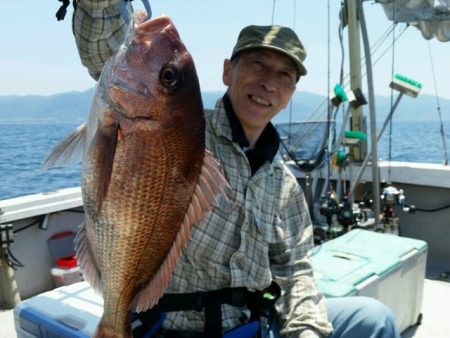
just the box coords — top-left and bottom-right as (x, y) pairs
(311, 229), (428, 332)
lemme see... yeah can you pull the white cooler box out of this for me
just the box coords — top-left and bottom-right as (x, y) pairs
(14, 281), (103, 338)
(312, 229), (428, 333)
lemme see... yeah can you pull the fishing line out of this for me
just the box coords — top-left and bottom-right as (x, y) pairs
(278, 10), (407, 133)
(271, 0), (277, 25)
(427, 41), (449, 165)
(293, 0), (297, 29)
(338, 4), (346, 88)
(328, 1), (348, 180)
(388, 21), (398, 181)
(303, 25), (407, 127)
(325, 0), (332, 190)
(287, 0), (297, 147)
(343, 24), (406, 90)
(281, 3), (408, 175)
(356, 25), (407, 88)
(281, 0), (333, 172)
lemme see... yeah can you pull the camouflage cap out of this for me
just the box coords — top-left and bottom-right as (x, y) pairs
(231, 25), (307, 77)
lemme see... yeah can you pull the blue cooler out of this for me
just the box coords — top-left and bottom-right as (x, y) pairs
(311, 229), (428, 333)
(14, 281), (102, 338)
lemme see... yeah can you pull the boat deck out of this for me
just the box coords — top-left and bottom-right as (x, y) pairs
(401, 278), (450, 338)
(1, 276), (449, 338)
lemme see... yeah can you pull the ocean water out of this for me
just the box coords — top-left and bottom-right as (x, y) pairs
(0, 120), (449, 200)
(0, 123), (82, 200)
(377, 120), (450, 163)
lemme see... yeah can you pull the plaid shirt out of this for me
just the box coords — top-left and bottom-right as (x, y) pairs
(73, 2), (332, 337)
(162, 101), (332, 337)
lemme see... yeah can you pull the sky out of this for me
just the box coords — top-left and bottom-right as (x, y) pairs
(1, 0), (449, 100)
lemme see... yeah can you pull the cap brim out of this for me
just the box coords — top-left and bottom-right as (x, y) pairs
(234, 44), (307, 76)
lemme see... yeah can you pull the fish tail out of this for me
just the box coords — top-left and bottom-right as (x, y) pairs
(93, 319), (132, 338)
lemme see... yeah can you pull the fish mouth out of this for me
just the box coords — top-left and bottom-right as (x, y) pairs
(134, 14), (179, 40)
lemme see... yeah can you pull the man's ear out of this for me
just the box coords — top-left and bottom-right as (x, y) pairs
(222, 59), (232, 86)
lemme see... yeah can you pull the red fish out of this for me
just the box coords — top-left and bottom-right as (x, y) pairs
(45, 11), (228, 338)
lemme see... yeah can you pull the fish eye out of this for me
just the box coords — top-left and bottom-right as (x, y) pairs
(160, 65), (181, 90)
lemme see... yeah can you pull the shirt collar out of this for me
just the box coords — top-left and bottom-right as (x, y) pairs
(222, 94), (280, 163)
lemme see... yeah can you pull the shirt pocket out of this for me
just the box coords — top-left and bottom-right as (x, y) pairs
(215, 188), (239, 214)
(253, 211), (285, 244)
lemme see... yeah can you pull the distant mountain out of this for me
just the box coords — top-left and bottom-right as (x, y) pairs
(0, 88), (448, 123)
(275, 91), (450, 123)
(0, 89), (95, 123)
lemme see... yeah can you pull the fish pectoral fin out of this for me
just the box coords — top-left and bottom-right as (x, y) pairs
(130, 214), (192, 312)
(43, 124), (87, 169)
(90, 115), (119, 215)
(129, 150), (230, 312)
(185, 149), (231, 227)
(74, 222), (102, 293)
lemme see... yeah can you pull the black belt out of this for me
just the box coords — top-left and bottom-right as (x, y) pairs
(134, 282), (281, 338)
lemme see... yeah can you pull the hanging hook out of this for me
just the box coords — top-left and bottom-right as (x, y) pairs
(120, 0), (152, 25)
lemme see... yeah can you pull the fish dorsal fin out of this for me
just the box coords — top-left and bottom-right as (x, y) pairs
(74, 222), (102, 293)
(43, 123), (87, 169)
(130, 150), (229, 312)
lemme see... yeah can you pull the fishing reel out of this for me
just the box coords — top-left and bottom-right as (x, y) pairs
(380, 182), (415, 233)
(319, 191), (364, 226)
(316, 191), (364, 244)
(319, 191), (340, 226)
(337, 197), (363, 227)
(314, 191), (339, 244)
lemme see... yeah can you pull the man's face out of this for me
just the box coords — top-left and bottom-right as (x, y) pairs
(223, 48), (297, 136)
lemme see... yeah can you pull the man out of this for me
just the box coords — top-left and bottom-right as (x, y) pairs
(72, 1), (400, 337)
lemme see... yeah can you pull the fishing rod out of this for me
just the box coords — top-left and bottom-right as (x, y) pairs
(347, 74), (422, 200)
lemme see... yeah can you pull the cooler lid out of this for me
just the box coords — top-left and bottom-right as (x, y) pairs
(312, 229), (428, 297)
(15, 281), (102, 337)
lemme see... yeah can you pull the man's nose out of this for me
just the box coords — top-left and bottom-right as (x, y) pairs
(257, 73), (277, 91)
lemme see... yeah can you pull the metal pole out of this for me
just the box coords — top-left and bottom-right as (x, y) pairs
(358, 0), (381, 225)
(348, 93), (404, 199)
(346, 0), (366, 162)
(332, 105), (352, 154)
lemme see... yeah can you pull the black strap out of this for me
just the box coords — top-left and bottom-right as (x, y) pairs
(55, 0), (70, 21)
(134, 288), (247, 338)
(204, 292), (222, 337)
(135, 283), (280, 337)
(154, 287), (248, 312)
